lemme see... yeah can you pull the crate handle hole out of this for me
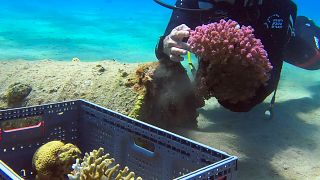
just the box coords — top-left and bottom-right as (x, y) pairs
(133, 137), (155, 155)
(2, 119), (44, 132)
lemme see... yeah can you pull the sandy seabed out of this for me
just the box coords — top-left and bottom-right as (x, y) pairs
(0, 60), (141, 114)
(173, 64), (320, 180)
(0, 60), (320, 180)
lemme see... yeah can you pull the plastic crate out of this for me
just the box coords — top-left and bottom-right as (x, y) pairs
(0, 100), (238, 180)
(0, 160), (23, 180)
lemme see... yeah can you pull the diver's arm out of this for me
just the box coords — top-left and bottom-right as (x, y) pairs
(284, 16), (320, 70)
(155, 0), (200, 63)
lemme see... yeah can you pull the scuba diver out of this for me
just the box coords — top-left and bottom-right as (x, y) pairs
(154, 0), (320, 113)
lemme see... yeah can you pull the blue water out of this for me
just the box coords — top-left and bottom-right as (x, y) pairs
(0, 0), (319, 62)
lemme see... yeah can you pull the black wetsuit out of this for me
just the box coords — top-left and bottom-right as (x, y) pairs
(155, 0), (320, 112)
(284, 16), (320, 70)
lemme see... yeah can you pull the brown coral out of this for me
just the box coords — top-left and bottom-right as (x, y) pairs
(132, 62), (159, 92)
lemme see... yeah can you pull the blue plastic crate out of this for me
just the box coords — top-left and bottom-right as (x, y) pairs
(0, 160), (23, 180)
(0, 100), (238, 180)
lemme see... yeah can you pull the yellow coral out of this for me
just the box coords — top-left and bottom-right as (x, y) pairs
(80, 148), (114, 180)
(32, 141), (81, 180)
(33, 141), (64, 176)
(116, 167), (142, 180)
(58, 143), (83, 174)
(128, 92), (146, 119)
(68, 148), (142, 180)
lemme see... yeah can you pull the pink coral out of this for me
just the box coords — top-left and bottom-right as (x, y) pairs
(188, 19), (273, 104)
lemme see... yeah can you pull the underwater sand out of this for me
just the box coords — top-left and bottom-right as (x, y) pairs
(174, 64), (320, 180)
(0, 60), (320, 180)
(0, 60), (141, 114)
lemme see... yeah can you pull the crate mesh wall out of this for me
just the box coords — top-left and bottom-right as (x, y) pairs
(0, 100), (237, 180)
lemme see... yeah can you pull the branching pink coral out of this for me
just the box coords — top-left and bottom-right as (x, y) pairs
(188, 19), (273, 104)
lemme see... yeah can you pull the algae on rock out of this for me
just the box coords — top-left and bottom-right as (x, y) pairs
(6, 82), (32, 107)
(128, 61), (199, 129)
(127, 62), (158, 120)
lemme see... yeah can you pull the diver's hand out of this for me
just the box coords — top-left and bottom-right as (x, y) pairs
(163, 24), (191, 62)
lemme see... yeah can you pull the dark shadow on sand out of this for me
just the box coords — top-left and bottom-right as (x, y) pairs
(173, 83), (320, 180)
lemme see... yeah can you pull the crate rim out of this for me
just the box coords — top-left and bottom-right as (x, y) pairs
(0, 160), (24, 180)
(174, 156), (238, 180)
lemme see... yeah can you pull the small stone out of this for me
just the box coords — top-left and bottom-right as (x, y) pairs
(84, 80), (92, 86)
(98, 67), (105, 73)
(37, 99), (44, 105)
(93, 64), (105, 74)
(72, 57), (80, 63)
(283, 164), (289, 170)
(124, 78), (135, 87)
(121, 71), (128, 77)
(49, 88), (58, 93)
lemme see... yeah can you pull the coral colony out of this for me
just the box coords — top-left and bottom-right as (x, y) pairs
(32, 141), (82, 180)
(68, 148), (142, 180)
(32, 141), (142, 180)
(188, 19), (273, 104)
